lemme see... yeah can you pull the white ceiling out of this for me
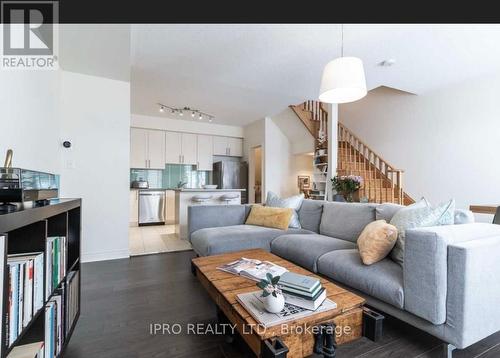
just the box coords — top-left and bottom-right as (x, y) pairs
(60, 24), (131, 82)
(131, 24), (500, 126)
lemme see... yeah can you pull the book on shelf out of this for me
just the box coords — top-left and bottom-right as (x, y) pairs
(66, 270), (80, 331)
(46, 237), (67, 300)
(217, 258), (288, 282)
(45, 289), (64, 358)
(6, 252), (44, 347)
(0, 234), (4, 348)
(236, 291), (337, 328)
(7, 341), (44, 358)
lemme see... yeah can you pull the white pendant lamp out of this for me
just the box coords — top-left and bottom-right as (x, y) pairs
(319, 25), (367, 104)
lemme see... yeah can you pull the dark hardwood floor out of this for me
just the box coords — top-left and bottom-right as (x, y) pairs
(65, 251), (500, 358)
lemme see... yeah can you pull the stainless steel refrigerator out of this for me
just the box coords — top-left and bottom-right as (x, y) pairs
(213, 161), (248, 204)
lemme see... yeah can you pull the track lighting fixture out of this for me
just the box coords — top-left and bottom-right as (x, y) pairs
(156, 103), (215, 122)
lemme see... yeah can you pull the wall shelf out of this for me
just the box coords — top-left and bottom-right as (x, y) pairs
(0, 199), (81, 358)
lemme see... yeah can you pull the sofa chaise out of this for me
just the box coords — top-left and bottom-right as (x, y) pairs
(188, 200), (500, 357)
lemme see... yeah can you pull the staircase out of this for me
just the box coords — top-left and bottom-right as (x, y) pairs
(290, 101), (414, 205)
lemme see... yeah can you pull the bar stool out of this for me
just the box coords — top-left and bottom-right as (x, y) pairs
(220, 193), (239, 204)
(191, 194), (212, 204)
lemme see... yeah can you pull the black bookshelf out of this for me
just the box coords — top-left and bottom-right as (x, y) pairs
(0, 199), (81, 358)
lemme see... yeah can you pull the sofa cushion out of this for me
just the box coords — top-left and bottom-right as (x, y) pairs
(298, 199), (324, 233)
(319, 202), (377, 242)
(245, 205), (293, 230)
(271, 234), (356, 272)
(357, 220), (398, 265)
(375, 203), (404, 222)
(266, 191), (304, 228)
(317, 249), (404, 309)
(190, 225), (313, 256)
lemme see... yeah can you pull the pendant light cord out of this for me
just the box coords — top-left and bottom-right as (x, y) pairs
(341, 24), (344, 58)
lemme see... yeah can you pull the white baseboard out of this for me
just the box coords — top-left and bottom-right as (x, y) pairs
(81, 248), (130, 263)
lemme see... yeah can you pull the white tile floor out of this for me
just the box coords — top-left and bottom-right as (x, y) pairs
(129, 224), (192, 256)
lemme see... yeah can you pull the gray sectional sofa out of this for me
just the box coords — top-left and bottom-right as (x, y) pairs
(188, 200), (500, 355)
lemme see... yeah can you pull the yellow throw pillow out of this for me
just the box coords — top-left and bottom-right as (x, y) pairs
(357, 220), (398, 265)
(245, 205), (293, 231)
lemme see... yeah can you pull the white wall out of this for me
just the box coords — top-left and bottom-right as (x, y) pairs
(0, 71), (61, 173)
(244, 119), (266, 202)
(340, 75), (500, 211)
(270, 108), (314, 155)
(59, 71), (131, 262)
(131, 114), (243, 138)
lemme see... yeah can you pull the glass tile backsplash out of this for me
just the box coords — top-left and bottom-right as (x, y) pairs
(130, 165), (211, 189)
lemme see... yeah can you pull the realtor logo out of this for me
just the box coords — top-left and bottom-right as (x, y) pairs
(1, 0), (58, 70)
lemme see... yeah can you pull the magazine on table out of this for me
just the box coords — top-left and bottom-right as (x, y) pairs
(236, 291), (337, 328)
(217, 258), (288, 281)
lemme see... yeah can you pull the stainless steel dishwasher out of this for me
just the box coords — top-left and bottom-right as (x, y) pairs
(138, 190), (165, 226)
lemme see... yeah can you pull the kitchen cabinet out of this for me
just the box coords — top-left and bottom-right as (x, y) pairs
(129, 189), (139, 226)
(227, 137), (243, 157)
(165, 131), (182, 164)
(213, 136), (243, 157)
(181, 133), (198, 165)
(130, 128), (165, 169)
(197, 134), (213, 171)
(130, 128), (148, 168)
(148, 130), (166, 169)
(164, 131), (197, 165)
(213, 136), (228, 156)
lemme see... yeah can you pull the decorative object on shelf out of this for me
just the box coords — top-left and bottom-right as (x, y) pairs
(331, 175), (363, 202)
(257, 273), (285, 313)
(157, 103), (214, 122)
(319, 24), (367, 104)
(297, 176), (311, 190)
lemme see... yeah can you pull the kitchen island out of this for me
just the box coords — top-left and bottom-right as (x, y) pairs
(175, 188), (246, 240)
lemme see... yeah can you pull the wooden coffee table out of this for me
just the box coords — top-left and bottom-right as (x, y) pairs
(192, 249), (365, 358)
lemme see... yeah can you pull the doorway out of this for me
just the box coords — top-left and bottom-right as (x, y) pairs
(249, 146), (263, 203)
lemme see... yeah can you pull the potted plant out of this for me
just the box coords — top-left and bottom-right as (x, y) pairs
(257, 273), (285, 313)
(331, 175), (363, 202)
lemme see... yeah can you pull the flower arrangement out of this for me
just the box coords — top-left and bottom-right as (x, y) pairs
(257, 273), (282, 298)
(331, 175), (363, 202)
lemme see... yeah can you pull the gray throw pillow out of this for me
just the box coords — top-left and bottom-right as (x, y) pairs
(265, 191), (304, 229)
(390, 198), (455, 266)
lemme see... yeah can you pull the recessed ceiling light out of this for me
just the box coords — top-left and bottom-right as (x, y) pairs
(379, 59), (396, 67)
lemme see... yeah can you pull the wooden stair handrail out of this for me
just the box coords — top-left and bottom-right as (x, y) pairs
(338, 122), (402, 173)
(338, 122), (413, 205)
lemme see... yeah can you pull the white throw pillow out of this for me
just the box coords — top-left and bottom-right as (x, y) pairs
(265, 191), (304, 229)
(390, 198), (455, 266)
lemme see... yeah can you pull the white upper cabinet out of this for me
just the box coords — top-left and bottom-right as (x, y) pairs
(147, 130), (166, 169)
(130, 128), (148, 168)
(181, 133), (198, 165)
(227, 137), (243, 157)
(213, 136), (243, 157)
(130, 128), (166, 169)
(197, 134), (213, 171)
(213, 136), (228, 156)
(165, 131), (182, 164)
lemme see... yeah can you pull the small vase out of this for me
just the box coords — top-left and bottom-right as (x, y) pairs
(264, 292), (285, 313)
(343, 190), (360, 202)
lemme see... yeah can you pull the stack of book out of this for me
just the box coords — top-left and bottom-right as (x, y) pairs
(6, 252), (44, 347)
(278, 272), (326, 310)
(66, 270), (80, 331)
(46, 237), (67, 300)
(45, 289), (64, 358)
